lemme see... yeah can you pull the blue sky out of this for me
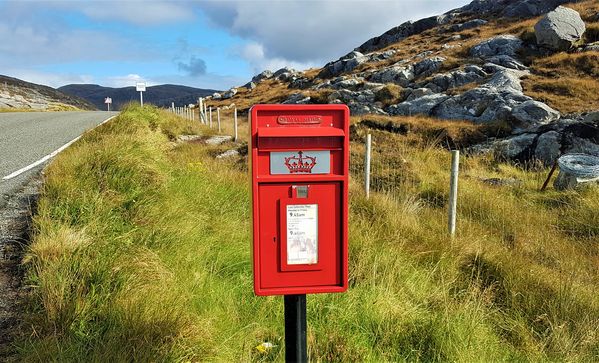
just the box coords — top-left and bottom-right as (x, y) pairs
(0, 0), (469, 91)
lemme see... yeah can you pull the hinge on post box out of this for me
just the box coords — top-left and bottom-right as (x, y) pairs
(292, 185), (309, 198)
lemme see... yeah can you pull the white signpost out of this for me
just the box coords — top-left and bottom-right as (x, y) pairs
(104, 97), (112, 111)
(136, 82), (146, 107)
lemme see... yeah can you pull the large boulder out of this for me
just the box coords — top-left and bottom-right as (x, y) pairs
(511, 100), (560, 126)
(534, 6), (586, 51)
(470, 35), (523, 58)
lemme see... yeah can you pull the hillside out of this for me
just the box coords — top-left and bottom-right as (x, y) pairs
(0, 75), (96, 111)
(59, 84), (219, 110)
(207, 0), (599, 166)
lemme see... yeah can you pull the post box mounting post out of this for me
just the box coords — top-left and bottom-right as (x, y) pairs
(284, 294), (307, 363)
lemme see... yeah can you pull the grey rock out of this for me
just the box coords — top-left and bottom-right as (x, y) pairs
(206, 135), (233, 145)
(283, 93), (311, 104)
(534, 131), (561, 165)
(216, 149), (240, 159)
(583, 111), (599, 123)
(583, 42), (599, 52)
(274, 67), (298, 81)
(426, 67), (484, 92)
(406, 88), (433, 101)
(487, 55), (528, 70)
(289, 77), (313, 89)
(243, 81), (256, 90)
(177, 134), (203, 142)
(534, 6), (585, 51)
(486, 68), (527, 92)
(494, 133), (537, 159)
(413, 56), (446, 77)
(318, 51), (368, 78)
(252, 70), (273, 83)
(369, 64), (414, 86)
(367, 49), (398, 62)
(212, 92), (222, 100)
(328, 89), (376, 104)
(512, 100), (561, 126)
(273, 67), (296, 78)
(563, 136), (599, 156)
(449, 19), (488, 32)
(503, 0), (575, 18)
(330, 77), (364, 90)
(554, 170), (579, 190)
(387, 94), (449, 116)
(356, 15), (445, 53)
(222, 88), (238, 99)
(461, 0), (574, 18)
(347, 102), (388, 116)
(470, 35), (523, 58)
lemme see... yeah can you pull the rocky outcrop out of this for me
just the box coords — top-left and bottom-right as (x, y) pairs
(511, 100), (560, 125)
(318, 51), (368, 78)
(222, 88), (238, 99)
(368, 64), (414, 86)
(470, 35), (523, 58)
(356, 15), (451, 53)
(461, 0), (576, 18)
(534, 6), (586, 51)
(448, 19), (488, 32)
(251, 70), (274, 83)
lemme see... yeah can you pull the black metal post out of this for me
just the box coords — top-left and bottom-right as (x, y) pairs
(284, 294), (307, 363)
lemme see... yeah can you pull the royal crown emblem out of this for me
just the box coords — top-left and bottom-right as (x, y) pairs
(284, 151), (317, 173)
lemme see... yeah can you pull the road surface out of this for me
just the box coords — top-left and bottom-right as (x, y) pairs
(0, 111), (118, 207)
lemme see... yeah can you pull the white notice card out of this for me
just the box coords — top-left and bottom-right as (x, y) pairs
(286, 204), (318, 265)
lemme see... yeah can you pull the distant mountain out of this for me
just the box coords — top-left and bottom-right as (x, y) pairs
(0, 75), (96, 111)
(58, 84), (219, 110)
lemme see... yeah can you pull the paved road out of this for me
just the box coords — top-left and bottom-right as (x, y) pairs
(0, 111), (118, 208)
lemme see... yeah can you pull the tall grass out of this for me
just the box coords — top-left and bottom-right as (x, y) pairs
(15, 105), (599, 362)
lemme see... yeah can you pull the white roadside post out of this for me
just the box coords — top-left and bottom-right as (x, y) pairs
(448, 150), (460, 237)
(234, 107), (238, 141)
(104, 97), (112, 112)
(199, 98), (204, 123)
(171, 102), (175, 113)
(204, 102), (208, 124)
(364, 134), (372, 199)
(217, 107), (221, 133)
(209, 107), (213, 128)
(136, 82), (146, 107)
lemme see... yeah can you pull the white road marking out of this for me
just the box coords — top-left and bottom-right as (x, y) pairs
(2, 115), (117, 181)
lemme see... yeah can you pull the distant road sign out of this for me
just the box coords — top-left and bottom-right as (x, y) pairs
(104, 97), (112, 104)
(136, 82), (146, 92)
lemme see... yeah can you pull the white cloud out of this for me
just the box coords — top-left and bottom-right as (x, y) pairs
(238, 42), (317, 74)
(0, 67), (95, 88)
(104, 74), (152, 88)
(199, 0), (470, 69)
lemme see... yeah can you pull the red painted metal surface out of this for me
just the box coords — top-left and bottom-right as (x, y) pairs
(250, 104), (349, 296)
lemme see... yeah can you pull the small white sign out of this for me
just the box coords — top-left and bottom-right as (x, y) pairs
(286, 204), (318, 265)
(104, 97), (112, 104)
(136, 82), (146, 92)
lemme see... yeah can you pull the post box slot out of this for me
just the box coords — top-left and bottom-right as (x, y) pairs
(258, 127), (344, 138)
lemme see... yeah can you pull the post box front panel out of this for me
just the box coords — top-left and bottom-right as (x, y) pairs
(251, 104), (349, 296)
(258, 182), (341, 289)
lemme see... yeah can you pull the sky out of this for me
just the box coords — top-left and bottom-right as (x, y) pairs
(0, 0), (470, 91)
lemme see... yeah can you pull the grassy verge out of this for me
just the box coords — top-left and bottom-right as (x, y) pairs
(16, 105), (599, 362)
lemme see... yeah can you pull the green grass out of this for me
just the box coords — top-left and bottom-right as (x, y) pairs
(15, 104), (599, 362)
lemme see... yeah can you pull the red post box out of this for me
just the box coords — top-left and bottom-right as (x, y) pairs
(250, 104), (349, 296)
